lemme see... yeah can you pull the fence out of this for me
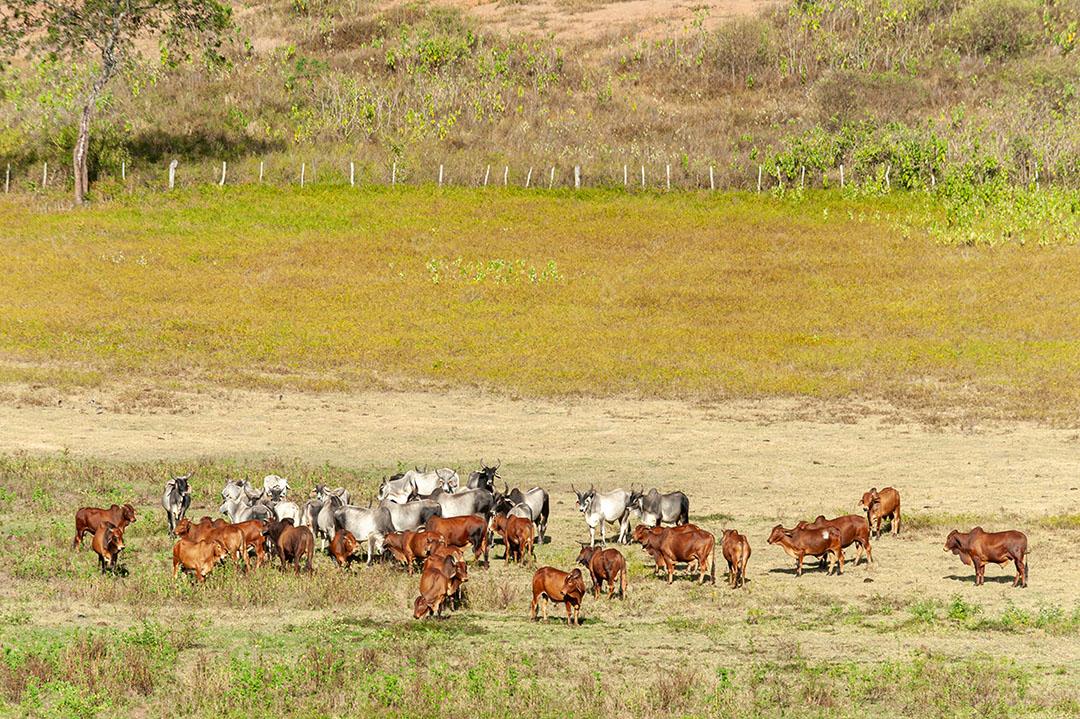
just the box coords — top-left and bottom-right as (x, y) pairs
(0, 154), (1048, 196)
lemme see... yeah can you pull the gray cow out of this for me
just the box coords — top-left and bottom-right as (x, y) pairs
(427, 487), (495, 519)
(634, 487), (690, 527)
(161, 473), (193, 536)
(380, 498), (443, 532)
(333, 504), (394, 564)
(573, 485), (640, 546)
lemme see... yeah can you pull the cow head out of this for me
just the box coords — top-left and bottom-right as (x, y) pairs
(175, 518), (192, 537)
(221, 480), (244, 502)
(858, 488), (880, 512)
(173, 473), (193, 496)
(121, 503), (137, 524)
(571, 484), (594, 513)
(563, 568), (586, 600)
(575, 543), (598, 566)
(103, 523), (125, 553)
(210, 539), (229, 564)
(413, 595), (434, 619)
(436, 468), (460, 493)
(628, 484), (645, 511)
(767, 525), (788, 545)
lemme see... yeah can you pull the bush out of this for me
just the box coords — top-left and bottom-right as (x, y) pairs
(950, 0), (1042, 58)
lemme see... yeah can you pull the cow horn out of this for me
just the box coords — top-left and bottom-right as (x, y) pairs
(495, 459), (501, 469)
(571, 483), (577, 495)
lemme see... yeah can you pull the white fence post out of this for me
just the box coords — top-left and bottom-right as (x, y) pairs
(840, 164), (844, 188)
(757, 165), (762, 193)
(548, 166), (555, 189)
(641, 165), (645, 189)
(503, 165), (509, 187)
(41, 162), (47, 188)
(800, 165), (805, 188)
(259, 160), (265, 183)
(300, 163), (306, 188)
(884, 164), (891, 191)
(392, 162), (397, 186)
(121, 161), (126, 182)
(219, 161), (227, 186)
(623, 164), (628, 187)
(439, 164), (444, 187)
(484, 165), (490, 187)
(709, 165), (714, 191)
(665, 164), (671, 191)
(574, 165), (580, 189)
(349, 161), (355, 187)
(168, 159), (177, 190)
(4, 164), (8, 193)
(525, 167), (532, 188)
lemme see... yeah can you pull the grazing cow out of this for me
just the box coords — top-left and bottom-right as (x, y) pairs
(263, 474), (290, 500)
(858, 487), (901, 538)
(572, 485), (639, 546)
(633, 487), (690, 527)
(73, 503), (137, 549)
(427, 487), (495, 520)
(263, 519), (314, 573)
(161, 473), (192, 536)
(530, 567), (587, 626)
(380, 498), (443, 532)
(767, 524), (844, 576)
(425, 515), (489, 566)
(333, 504), (395, 564)
(422, 554), (470, 609)
(633, 524), (715, 584)
(796, 514), (873, 566)
(466, 461), (500, 492)
(720, 529), (751, 588)
(173, 538), (229, 583)
(413, 555), (467, 619)
(91, 523), (125, 574)
(385, 530), (445, 573)
(377, 474), (416, 504)
(329, 529), (360, 568)
(492, 514), (535, 564)
(575, 545), (628, 599)
(944, 527), (1028, 587)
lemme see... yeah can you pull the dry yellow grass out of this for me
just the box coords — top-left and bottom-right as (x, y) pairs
(2, 186), (1080, 422)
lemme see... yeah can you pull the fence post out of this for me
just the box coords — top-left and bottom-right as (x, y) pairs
(840, 164), (844, 188)
(549, 166), (554, 189)
(884, 164), (890, 191)
(709, 165), (714, 191)
(503, 165), (509, 187)
(665, 164), (671, 191)
(41, 162), (47, 189)
(168, 159), (177, 190)
(219, 161), (227, 187)
(930, 171), (936, 188)
(574, 165), (580, 189)
(757, 165), (762, 193)
(300, 163), (306, 188)
(525, 167), (532, 188)
(800, 166), (805, 188)
(350, 161), (355, 187)
(259, 160), (265, 183)
(483, 165), (490, 187)
(392, 162), (397, 186)
(4, 164), (8, 193)
(121, 160), (126, 182)
(640, 165), (645, 189)
(623, 164), (628, 188)
(439, 164), (444, 187)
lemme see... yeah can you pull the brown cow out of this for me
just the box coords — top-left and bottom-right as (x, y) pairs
(175, 517), (216, 543)
(720, 529), (751, 588)
(385, 530), (445, 573)
(425, 515), (489, 566)
(859, 487), (901, 538)
(73, 503), (136, 548)
(632, 523), (703, 575)
(531, 567), (587, 626)
(575, 545), (627, 599)
(634, 524), (715, 584)
(767, 524), (843, 576)
(492, 515), (535, 564)
(232, 519), (269, 568)
(91, 522), (125, 574)
(421, 555), (470, 609)
(413, 555), (467, 619)
(263, 519), (314, 573)
(428, 543), (465, 564)
(944, 527), (1028, 587)
(795, 514), (873, 566)
(172, 538), (229, 582)
(329, 529), (360, 568)
(208, 523), (249, 569)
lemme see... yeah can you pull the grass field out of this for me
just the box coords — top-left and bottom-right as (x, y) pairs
(1, 451), (1078, 718)
(2, 187), (1080, 423)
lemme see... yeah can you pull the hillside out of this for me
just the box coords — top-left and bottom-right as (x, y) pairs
(0, 0), (1077, 196)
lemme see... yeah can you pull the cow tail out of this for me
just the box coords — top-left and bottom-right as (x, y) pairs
(680, 495), (689, 525)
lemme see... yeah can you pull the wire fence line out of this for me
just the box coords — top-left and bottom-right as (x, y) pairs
(0, 153), (1009, 197)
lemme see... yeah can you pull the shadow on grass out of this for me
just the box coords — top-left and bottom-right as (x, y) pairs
(944, 574), (1019, 585)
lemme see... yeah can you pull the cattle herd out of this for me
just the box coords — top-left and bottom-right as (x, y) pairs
(70, 463), (1032, 626)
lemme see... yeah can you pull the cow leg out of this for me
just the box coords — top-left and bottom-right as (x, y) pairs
(795, 554), (804, 577)
(565, 602), (573, 626)
(541, 597), (549, 623)
(530, 595), (539, 621)
(893, 509), (901, 536)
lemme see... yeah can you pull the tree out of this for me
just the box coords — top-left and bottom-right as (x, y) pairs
(0, 1), (232, 204)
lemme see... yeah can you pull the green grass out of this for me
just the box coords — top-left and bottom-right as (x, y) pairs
(3, 186), (1080, 421)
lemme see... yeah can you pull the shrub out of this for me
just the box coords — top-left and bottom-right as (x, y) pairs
(950, 0), (1042, 58)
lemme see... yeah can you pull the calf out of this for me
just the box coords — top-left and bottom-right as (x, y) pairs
(385, 530), (445, 573)
(413, 555), (464, 619)
(720, 529), (751, 588)
(492, 515), (535, 564)
(634, 525), (715, 584)
(91, 523), (125, 574)
(425, 515), (489, 566)
(263, 518), (314, 573)
(422, 555), (470, 609)
(208, 523), (249, 570)
(944, 527), (1028, 587)
(232, 519), (269, 568)
(531, 567), (587, 625)
(73, 504), (136, 548)
(859, 487), (901, 538)
(575, 545), (627, 599)
(172, 538), (229, 582)
(767, 524), (843, 576)
(329, 529), (360, 568)
(796, 514), (873, 566)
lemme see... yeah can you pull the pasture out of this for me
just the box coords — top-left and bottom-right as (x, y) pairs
(0, 388), (1079, 717)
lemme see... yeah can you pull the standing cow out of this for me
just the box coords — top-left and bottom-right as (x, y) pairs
(161, 473), (193, 536)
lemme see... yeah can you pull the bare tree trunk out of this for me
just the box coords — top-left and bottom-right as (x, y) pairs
(73, 100), (93, 204)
